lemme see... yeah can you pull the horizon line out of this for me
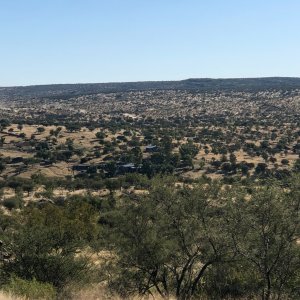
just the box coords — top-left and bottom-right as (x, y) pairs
(1, 76), (300, 88)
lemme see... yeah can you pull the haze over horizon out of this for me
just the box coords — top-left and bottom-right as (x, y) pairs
(1, 0), (300, 86)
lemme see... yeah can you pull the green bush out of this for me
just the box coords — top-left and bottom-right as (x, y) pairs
(3, 277), (56, 300)
(2, 196), (23, 210)
(3, 203), (98, 289)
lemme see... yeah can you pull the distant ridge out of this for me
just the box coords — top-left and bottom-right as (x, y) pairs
(1, 77), (300, 99)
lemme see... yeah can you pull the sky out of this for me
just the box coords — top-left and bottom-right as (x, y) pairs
(1, 0), (300, 86)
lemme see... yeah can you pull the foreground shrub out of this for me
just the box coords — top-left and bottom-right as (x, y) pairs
(106, 177), (300, 300)
(2, 277), (56, 300)
(3, 202), (99, 289)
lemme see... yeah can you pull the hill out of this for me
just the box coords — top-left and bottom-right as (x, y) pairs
(1, 77), (300, 100)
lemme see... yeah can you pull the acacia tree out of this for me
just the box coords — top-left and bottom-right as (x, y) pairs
(108, 179), (235, 299)
(227, 184), (300, 300)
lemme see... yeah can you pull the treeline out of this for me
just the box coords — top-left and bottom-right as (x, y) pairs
(1, 175), (300, 299)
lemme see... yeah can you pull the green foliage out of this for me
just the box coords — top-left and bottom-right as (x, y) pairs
(107, 179), (235, 299)
(104, 177), (300, 300)
(0, 119), (10, 130)
(95, 131), (106, 140)
(2, 276), (56, 300)
(65, 123), (81, 132)
(226, 185), (300, 299)
(37, 127), (45, 133)
(2, 195), (24, 210)
(179, 141), (198, 159)
(0, 161), (5, 173)
(2, 201), (99, 289)
(293, 159), (300, 172)
(1, 173), (300, 299)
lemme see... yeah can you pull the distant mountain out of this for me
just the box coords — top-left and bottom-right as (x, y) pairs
(1, 77), (300, 100)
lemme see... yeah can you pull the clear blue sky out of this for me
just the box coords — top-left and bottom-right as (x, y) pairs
(1, 0), (300, 86)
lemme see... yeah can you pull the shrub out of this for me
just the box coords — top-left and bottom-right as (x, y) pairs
(3, 203), (98, 289)
(3, 277), (56, 300)
(2, 197), (23, 210)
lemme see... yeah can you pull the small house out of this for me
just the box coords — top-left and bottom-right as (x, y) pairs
(145, 145), (159, 153)
(10, 157), (24, 164)
(72, 164), (90, 172)
(117, 163), (137, 174)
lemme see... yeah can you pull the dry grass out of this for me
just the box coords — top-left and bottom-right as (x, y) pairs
(68, 285), (176, 300)
(0, 290), (173, 300)
(0, 292), (24, 300)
